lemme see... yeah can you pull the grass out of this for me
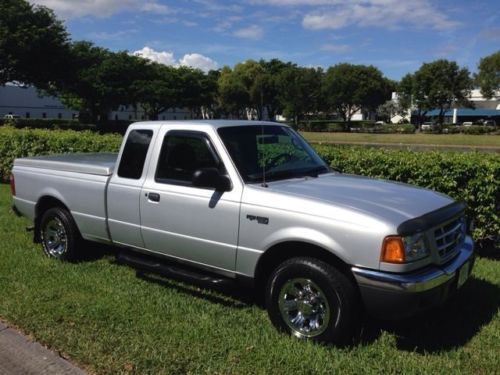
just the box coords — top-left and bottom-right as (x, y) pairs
(301, 132), (500, 148)
(0, 183), (499, 374)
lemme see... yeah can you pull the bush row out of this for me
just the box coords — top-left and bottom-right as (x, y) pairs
(315, 145), (499, 241)
(299, 121), (416, 134)
(0, 126), (497, 241)
(0, 118), (133, 134)
(0, 126), (122, 181)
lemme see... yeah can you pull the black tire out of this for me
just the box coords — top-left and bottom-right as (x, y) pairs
(39, 207), (81, 261)
(265, 257), (359, 345)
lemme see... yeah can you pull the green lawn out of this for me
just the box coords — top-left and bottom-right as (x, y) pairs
(1, 184), (499, 374)
(301, 132), (500, 148)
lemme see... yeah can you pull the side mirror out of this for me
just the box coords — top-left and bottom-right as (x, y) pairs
(192, 168), (232, 191)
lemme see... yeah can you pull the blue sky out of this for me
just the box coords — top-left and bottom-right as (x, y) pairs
(30, 0), (500, 79)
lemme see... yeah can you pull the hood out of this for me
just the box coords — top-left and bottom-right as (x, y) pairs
(265, 173), (454, 226)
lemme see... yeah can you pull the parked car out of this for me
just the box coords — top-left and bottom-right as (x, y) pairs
(421, 122), (435, 130)
(483, 120), (496, 126)
(10, 120), (474, 345)
(462, 122), (473, 126)
(3, 114), (20, 119)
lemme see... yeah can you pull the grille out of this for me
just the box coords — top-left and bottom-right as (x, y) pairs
(434, 216), (466, 261)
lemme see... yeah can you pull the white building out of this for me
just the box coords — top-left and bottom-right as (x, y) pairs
(390, 89), (500, 124)
(0, 85), (191, 121)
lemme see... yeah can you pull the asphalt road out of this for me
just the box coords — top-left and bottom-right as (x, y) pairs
(0, 321), (86, 375)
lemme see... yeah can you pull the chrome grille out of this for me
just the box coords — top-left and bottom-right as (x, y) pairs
(434, 216), (466, 261)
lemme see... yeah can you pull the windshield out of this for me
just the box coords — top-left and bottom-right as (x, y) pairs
(218, 125), (329, 183)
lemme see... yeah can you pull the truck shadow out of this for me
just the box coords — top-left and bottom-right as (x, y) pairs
(359, 276), (500, 353)
(81, 244), (498, 352)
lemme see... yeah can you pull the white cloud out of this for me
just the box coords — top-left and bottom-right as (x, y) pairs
(320, 43), (351, 53)
(29, 0), (171, 19)
(252, 0), (458, 31)
(133, 47), (176, 66)
(133, 47), (218, 72)
(179, 53), (218, 72)
(233, 25), (264, 40)
(302, 1), (458, 31)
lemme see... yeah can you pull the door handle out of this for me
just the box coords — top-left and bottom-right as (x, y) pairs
(147, 192), (160, 202)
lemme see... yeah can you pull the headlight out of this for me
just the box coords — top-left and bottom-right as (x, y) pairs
(402, 233), (429, 261)
(381, 233), (430, 263)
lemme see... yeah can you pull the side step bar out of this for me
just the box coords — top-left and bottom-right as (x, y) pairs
(116, 251), (236, 289)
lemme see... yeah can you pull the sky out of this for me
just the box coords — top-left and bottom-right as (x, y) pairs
(29, 0), (500, 79)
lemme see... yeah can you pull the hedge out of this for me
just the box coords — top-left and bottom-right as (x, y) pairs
(0, 126), (498, 241)
(0, 126), (121, 181)
(315, 145), (499, 241)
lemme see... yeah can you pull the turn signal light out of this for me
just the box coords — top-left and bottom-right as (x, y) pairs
(381, 236), (405, 263)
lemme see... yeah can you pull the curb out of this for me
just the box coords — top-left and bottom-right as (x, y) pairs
(0, 321), (86, 375)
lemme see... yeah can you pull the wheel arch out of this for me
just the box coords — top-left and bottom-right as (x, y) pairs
(254, 241), (356, 295)
(34, 196), (71, 242)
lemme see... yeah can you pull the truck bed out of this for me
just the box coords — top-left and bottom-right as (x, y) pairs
(14, 153), (118, 176)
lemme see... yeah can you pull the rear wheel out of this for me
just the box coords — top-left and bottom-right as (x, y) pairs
(265, 257), (359, 345)
(40, 207), (80, 261)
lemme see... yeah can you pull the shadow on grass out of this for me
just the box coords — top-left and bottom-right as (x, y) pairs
(79, 244), (498, 352)
(360, 276), (500, 353)
(135, 272), (255, 309)
(77, 241), (117, 262)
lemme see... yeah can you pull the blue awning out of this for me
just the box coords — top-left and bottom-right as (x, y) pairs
(422, 108), (500, 117)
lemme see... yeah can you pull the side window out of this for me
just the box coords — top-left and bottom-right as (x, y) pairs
(155, 133), (221, 185)
(117, 129), (153, 179)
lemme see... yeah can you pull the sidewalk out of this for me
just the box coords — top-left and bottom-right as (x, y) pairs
(0, 321), (86, 375)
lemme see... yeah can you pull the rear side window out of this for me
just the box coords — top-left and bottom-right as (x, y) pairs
(117, 129), (153, 179)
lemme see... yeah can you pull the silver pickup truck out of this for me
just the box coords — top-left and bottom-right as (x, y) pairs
(11, 120), (474, 344)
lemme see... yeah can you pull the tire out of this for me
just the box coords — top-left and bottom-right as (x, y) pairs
(39, 207), (81, 261)
(265, 257), (359, 345)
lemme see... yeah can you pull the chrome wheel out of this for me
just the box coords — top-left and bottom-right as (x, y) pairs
(43, 217), (68, 258)
(278, 278), (331, 338)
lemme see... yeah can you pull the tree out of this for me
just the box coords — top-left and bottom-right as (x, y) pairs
(322, 64), (391, 129)
(132, 63), (179, 120)
(412, 60), (473, 125)
(277, 65), (323, 127)
(217, 66), (250, 118)
(0, 0), (70, 88)
(476, 51), (500, 99)
(376, 100), (407, 123)
(55, 42), (152, 123)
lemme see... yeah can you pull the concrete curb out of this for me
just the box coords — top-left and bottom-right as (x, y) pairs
(0, 321), (86, 375)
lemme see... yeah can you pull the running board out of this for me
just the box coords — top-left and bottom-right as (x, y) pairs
(116, 251), (236, 288)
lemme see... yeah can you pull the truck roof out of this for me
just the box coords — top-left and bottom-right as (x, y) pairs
(128, 120), (286, 130)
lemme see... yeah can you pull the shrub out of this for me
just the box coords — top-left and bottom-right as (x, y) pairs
(0, 126), (122, 181)
(315, 145), (499, 241)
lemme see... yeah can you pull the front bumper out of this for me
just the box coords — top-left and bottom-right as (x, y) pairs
(352, 236), (474, 318)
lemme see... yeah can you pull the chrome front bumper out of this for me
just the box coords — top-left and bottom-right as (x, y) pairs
(352, 236), (474, 318)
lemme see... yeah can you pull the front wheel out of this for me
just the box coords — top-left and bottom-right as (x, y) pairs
(265, 257), (359, 345)
(39, 207), (81, 261)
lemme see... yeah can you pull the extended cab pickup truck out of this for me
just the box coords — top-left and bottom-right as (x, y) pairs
(11, 120), (474, 344)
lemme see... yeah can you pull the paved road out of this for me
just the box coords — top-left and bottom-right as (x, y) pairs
(0, 321), (86, 375)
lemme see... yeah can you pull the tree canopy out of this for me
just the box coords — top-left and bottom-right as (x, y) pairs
(476, 51), (500, 99)
(323, 64), (391, 127)
(0, 0), (70, 89)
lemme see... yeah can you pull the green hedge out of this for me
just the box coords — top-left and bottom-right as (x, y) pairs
(1, 126), (497, 241)
(0, 126), (122, 181)
(315, 145), (499, 241)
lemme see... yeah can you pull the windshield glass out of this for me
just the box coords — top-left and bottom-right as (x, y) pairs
(218, 125), (329, 183)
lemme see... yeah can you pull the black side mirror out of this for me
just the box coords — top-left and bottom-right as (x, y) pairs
(192, 168), (232, 191)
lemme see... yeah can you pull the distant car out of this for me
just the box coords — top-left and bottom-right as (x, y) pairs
(3, 114), (20, 119)
(483, 120), (496, 126)
(375, 121), (385, 125)
(421, 122), (434, 130)
(462, 122), (473, 127)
